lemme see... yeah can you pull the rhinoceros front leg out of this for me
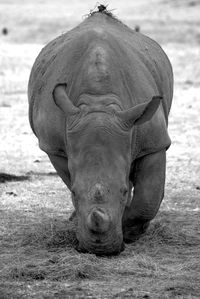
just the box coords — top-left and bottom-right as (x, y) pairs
(48, 154), (76, 220)
(122, 150), (166, 243)
(48, 154), (71, 188)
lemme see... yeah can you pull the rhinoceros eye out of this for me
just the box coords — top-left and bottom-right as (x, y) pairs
(78, 103), (87, 109)
(120, 187), (128, 197)
(71, 187), (76, 197)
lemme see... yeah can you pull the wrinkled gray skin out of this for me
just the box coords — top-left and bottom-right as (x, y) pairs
(28, 12), (173, 255)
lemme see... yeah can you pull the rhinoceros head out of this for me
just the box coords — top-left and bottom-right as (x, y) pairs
(53, 84), (161, 255)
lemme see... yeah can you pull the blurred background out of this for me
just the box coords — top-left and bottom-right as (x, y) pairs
(0, 0), (199, 44)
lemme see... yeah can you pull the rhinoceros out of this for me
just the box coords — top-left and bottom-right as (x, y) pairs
(28, 11), (173, 255)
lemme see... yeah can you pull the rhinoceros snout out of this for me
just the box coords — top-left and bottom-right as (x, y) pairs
(77, 209), (124, 255)
(87, 207), (110, 234)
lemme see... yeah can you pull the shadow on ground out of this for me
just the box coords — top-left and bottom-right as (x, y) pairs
(0, 173), (29, 183)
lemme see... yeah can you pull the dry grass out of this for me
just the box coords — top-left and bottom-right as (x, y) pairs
(0, 209), (200, 298)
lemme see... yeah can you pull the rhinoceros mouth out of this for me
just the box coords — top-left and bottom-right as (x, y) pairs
(76, 239), (125, 256)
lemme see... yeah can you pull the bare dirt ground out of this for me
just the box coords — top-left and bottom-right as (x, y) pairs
(0, 0), (200, 298)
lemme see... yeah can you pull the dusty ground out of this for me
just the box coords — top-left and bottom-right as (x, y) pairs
(0, 0), (200, 298)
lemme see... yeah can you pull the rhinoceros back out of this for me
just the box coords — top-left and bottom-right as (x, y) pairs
(28, 12), (173, 158)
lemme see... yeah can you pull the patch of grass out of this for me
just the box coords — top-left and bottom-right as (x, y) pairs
(132, 211), (200, 251)
(20, 216), (78, 249)
(1, 210), (199, 297)
(3, 251), (109, 281)
(0, 207), (199, 299)
(0, 214), (110, 283)
(0, 211), (200, 298)
(0, 204), (200, 299)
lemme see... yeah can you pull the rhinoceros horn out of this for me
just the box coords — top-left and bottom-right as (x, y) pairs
(87, 208), (110, 233)
(116, 95), (162, 128)
(53, 83), (80, 115)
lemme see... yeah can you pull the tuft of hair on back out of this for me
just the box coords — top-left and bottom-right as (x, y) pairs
(86, 3), (117, 19)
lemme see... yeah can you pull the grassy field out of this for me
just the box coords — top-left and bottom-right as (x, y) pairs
(0, 0), (200, 298)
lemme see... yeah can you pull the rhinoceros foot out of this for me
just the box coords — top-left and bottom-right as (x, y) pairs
(123, 221), (150, 244)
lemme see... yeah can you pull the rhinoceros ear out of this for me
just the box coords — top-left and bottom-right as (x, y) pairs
(53, 83), (80, 116)
(116, 96), (162, 128)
